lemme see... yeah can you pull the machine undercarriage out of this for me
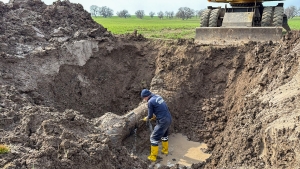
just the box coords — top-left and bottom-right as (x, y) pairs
(195, 0), (290, 44)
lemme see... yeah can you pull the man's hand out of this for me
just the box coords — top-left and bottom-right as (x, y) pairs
(142, 115), (156, 122)
(142, 116), (148, 121)
(150, 115), (156, 121)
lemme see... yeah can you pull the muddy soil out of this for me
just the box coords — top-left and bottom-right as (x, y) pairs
(1, 0), (300, 169)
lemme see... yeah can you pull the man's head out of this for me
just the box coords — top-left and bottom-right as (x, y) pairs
(141, 89), (151, 101)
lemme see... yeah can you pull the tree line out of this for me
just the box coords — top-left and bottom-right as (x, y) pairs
(285, 5), (300, 19)
(90, 5), (300, 20)
(90, 5), (204, 20)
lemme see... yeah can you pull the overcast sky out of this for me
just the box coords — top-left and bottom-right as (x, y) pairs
(0, 0), (299, 14)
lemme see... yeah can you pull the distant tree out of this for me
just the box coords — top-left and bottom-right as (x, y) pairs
(169, 11), (174, 19)
(157, 11), (164, 19)
(90, 5), (98, 17)
(194, 9), (206, 18)
(149, 11), (155, 18)
(170, 11), (174, 18)
(165, 11), (170, 18)
(135, 10), (145, 19)
(285, 5), (300, 19)
(196, 9), (206, 18)
(195, 10), (199, 18)
(98, 6), (113, 18)
(117, 10), (131, 18)
(176, 7), (195, 20)
(165, 11), (174, 19)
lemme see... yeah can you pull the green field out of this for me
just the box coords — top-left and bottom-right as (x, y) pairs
(93, 16), (199, 39)
(288, 17), (300, 30)
(93, 16), (300, 39)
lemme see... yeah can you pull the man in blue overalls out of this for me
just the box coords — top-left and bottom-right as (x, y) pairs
(141, 89), (172, 162)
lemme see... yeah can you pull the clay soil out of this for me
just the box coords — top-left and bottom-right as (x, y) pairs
(1, 0), (300, 169)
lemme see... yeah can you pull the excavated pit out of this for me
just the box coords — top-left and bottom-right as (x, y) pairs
(1, 1), (300, 169)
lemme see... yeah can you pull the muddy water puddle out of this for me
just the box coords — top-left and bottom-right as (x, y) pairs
(153, 133), (211, 168)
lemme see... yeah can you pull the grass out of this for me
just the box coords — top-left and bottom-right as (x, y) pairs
(93, 16), (199, 39)
(93, 16), (300, 39)
(288, 17), (300, 30)
(0, 144), (10, 154)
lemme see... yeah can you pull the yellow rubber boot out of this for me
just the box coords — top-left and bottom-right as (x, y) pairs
(161, 141), (168, 155)
(148, 145), (159, 162)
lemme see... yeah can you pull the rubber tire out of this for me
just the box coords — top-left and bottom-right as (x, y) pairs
(272, 7), (283, 26)
(261, 7), (272, 27)
(209, 9), (220, 27)
(200, 9), (211, 27)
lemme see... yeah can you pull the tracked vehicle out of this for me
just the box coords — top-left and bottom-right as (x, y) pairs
(195, 0), (290, 44)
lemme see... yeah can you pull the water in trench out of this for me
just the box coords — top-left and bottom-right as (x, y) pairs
(134, 133), (211, 168)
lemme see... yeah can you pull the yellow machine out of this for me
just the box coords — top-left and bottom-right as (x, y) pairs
(195, 0), (290, 44)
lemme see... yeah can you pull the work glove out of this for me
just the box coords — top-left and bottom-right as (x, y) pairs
(142, 116), (148, 122)
(150, 115), (156, 121)
(142, 115), (156, 121)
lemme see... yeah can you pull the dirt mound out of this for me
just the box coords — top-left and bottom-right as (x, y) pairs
(0, 0), (109, 57)
(0, 0), (153, 119)
(0, 85), (147, 169)
(1, 0), (300, 169)
(0, 1), (147, 168)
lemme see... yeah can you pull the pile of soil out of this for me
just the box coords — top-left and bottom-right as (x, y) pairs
(0, 0), (148, 168)
(1, 0), (300, 169)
